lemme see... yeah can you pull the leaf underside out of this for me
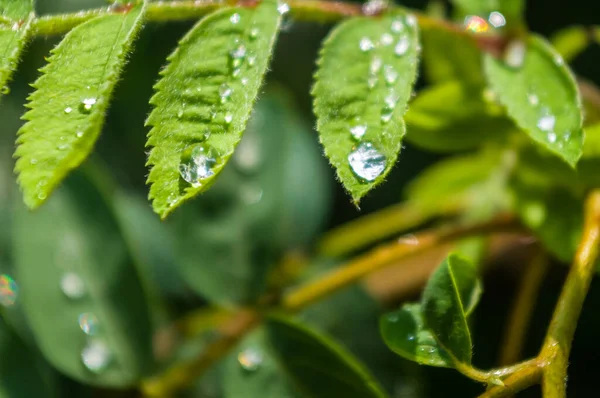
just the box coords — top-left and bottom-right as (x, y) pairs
(14, 6), (145, 209)
(484, 35), (583, 167)
(145, 0), (281, 219)
(312, 11), (419, 204)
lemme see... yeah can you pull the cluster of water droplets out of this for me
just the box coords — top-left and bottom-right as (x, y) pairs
(526, 88), (570, 148)
(463, 11), (507, 34)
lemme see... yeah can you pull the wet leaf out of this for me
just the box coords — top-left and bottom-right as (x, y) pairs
(312, 11), (419, 203)
(484, 35), (583, 167)
(146, 0), (282, 218)
(14, 5), (146, 208)
(0, 0), (33, 97)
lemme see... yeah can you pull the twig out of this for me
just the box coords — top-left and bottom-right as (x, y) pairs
(478, 361), (543, 398)
(499, 251), (549, 366)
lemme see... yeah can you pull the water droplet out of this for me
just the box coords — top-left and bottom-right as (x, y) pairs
(555, 54), (565, 66)
(384, 93), (398, 110)
(37, 192), (47, 200)
(362, 0), (387, 16)
(277, 2), (290, 15)
(80, 98), (97, 113)
(383, 65), (398, 85)
(179, 144), (220, 185)
(381, 111), (393, 124)
(387, 313), (399, 323)
(230, 13), (240, 24)
(398, 234), (419, 245)
(367, 76), (378, 89)
(57, 143), (69, 151)
(406, 334), (416, 342)
(0, 274), (18, 307)
(1, 86), (9, 95)
(238, 347), (263, 371)
(528, 93), (539, 106)
(488, 11), (506, 28)
(60, 272), (85, 299)
(241, 184), (263, 205)
(359, 37), (374, 52)
(350, 124), (367, 140)
(249, 27), (260, 39)
(394, 36), (410, 56)
(418, 345), (438, 355)
(82, 340), (111, 373)
(391, 19), (404, 33)
(30, 158), (38, 165)
(232, 68), (241, 77)
(504, 40), (526, 68)
(79, 313), (99, 335)
(241, 77), (249, 86)
(348, 142), (387, 182)
(405, 14), (417, 27)
(224, 113), (233, 124)
(76, 131), (84, 138)
(547, 132), (557, 143)
(177, 109), (184, 118)
(380, 33), (393, 46)
(64, 107), (73, 114)
(219, 83), (232, 102)
(247, 55), (256, 66)
(464, 15), (489, 33)
(537, 114), (556, 132)
(230, 45), (247, 68)
(370, 57), (383, 74)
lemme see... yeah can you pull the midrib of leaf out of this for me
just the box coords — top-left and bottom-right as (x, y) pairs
(444, 261), (472, 360)
(145, 0), (281, 219)
(312, 11), (419, 204)
(14, 5), (146, 209)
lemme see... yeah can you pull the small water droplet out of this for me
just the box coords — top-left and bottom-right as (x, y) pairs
(76, 131), (84, 138)
(370, 57), (383, 74)
(384, 93), (398, 110)
(380, 33), (393, 46)
(406, 334), (416, 341)
(405, 14), (417, 27)
(464, 15), (489, 33)
(277, 2), (290, 15)
(80, 97), (97, 113)
(232, 68), (241, 77)
(391, 19), (404, 33)
(488, 11), (506, 28)
(57, 143), (69, 151)
(64, 107), (73, 114)
(241, 77), (249, 86)
(247, 55), (256, 66)
(37, 192), (47, 200)
(383, 65), (398, 85)
(504, 40), (526, 68)
(79, 313), (99, 335)
(60, 272), (85, 299)
(398, 234), (419, 245)
(230, 13), (240, 24)
(219, 83), (232, 103)
(82, 340), (111, 373)
(381, 111), (393, 123)
(348, 142), (387, 182)
(230, 45), (247, 68)
(394, 36), (410, 56)
(224, 113), (233, 124)
(177, 109), (184, 118)
(564, 130), (572, 141)
(0, 274), (18, 307)
(350, 124), (367, 140)
(418, 345), (438, 355)
(368, 76), (378, 89)
(249, 27), (260, 39)
(179, 144), (220, 186)
(528, 93), (539, 106)
(238, 347), (263, 371)
(1, 86), (10, 95)
(537, 114), (556, 132)
(362, 0), (387, 16)
(30, 158), (38, 165)
(359, 37), (374, 52)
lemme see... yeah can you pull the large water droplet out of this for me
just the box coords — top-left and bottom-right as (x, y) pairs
(0, 274), (18, 307)
(219, 83), (232, 103)
(350, 124), (367, 140)
(405, 14), (417, 27)
(348, 142), (387, 182)
(79, 313), (99, 335)
(179, 144), (220, 186)
(60, 272), (85, 299)
(391, 19), (404, 33)
(464, 15), (489, 33)
(488, 11), (506, 28)
(359, 37), (374, 52)
(394, 36), (410, 56)
(82, 340), (111, 373)
(230, 13), (241, 24)
(277, 2), (290, 15)
(537, 114), (556, 132)
(238, 347), (263, 371)
(383, 65), (398, 85)
(504, 40), (526, 68)
(380, 33), (393, 46)
(79, 98), (97, 113)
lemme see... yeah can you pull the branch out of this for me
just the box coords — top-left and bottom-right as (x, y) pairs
(478, 361), (543, 398)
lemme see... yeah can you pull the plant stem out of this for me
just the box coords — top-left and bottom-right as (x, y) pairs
(499, 251), (549, 366)
(539, 190), (600, 397)
(283, 215), (517, 312)
(478, 361), (543, 398)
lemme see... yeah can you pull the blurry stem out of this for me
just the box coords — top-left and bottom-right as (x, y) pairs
(498, 251), (549, 366)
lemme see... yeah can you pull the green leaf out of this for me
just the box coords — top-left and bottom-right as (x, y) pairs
(171, 91), (330, 306)
(551, 26), (590, 63)
(146, 0), (282, 219)
(0, 317), (57, 398)
(12, 171), (153, 387)
(420, 25), (483, 85)
(405, 81), (513, 152)
(312, 11), (419, 204)
(0, 0), (33, 94)
(484, 35), (584, 167)
(451, 0), (524, 22)
(14, 5), (145, 209)
(266, 315), (388, 398)
(421, 254), (480, 364)
(380, 303), (453, 368)
(223, 328), (300, 398)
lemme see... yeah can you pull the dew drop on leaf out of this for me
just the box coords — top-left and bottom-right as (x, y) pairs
(219, 83), (232, 102)
(348, 142), (387, 182)
(504, 40), (526, 68)
(60, 272), (85, 299)
(537, 114), (556, 132)
(76, 131), (84, 138)
(359, 37), (374, 52)
(383, 65), (398, 85)
(391, 19), (404, 33)
(350, 124), (367, 141)
(380, 33), (393, 46)
(394, 36), (410, 56)
(79, 313), (99, 335)
(64, 106), (73, 114)
(230, 13), (241, 24)
(238, 347), (263, 371)
(224, 113), (233, 124)
(230, 45), (247, 68)
(0, 274), (18, 307)
(249, 27), (260, 40)
(81, 340), (111, 373)
(488, 11), (506, 28)
(528, 93), (539, 106)
(79, 98), (97, 113)
(547, 132), (558, 143)
(277, 2), (290, 15)
(370, 57), (383, 74)
(464, 15), (489, 33)
(178, 144), (220, 186)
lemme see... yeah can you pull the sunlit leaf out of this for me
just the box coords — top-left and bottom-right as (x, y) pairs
(14, 5), (146, 208)
(484, 35), (583, 167)
(146, 0), (282, 218)
(0, 0), (34, 96)
(551, 25), (590, 63)
(312, 11), (419, 203)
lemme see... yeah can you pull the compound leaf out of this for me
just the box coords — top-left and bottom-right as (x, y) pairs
(312, 11), (419, 204)
(146, 0), (281, 218)
(14, 5), (145, 208)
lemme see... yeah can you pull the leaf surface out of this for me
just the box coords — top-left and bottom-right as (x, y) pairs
(312, 11), (419, 203)
(12, 171), (153, 387)
(14, 5), (145, 208)
(0, 0), (33, 95)
(146, 0), (281, 218)
(484, 35), (583, 166)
